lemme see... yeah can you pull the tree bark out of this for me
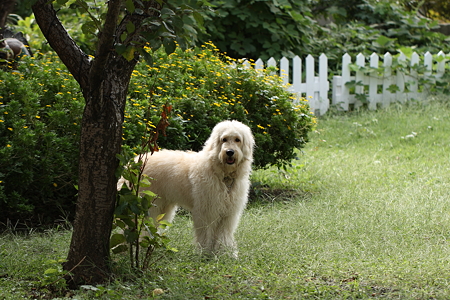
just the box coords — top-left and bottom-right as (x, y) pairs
(0, 0), (15, 31)
(65, 56), (136, 286)
(32, 0), (161, 286)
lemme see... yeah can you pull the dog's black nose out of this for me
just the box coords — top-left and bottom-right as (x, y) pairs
(226, 149), (234, 157)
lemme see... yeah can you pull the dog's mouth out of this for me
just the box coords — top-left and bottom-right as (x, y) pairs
(226, 157), (236, 165)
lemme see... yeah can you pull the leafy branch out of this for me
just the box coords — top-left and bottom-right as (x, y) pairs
(113, 104), (177, 270)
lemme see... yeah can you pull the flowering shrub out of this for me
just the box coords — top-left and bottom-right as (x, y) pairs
(0, 53), (83, 222)
(0, 44), (315, 222)
(125, 43), (316, 168)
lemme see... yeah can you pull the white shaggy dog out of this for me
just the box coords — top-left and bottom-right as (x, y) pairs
(118, 120), (254, 256)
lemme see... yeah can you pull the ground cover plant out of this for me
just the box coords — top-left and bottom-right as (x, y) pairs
(1, 96), (450, 298)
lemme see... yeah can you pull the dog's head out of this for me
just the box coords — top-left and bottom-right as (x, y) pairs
(203, 120), (255, 171)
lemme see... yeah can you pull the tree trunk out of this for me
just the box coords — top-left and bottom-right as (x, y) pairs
(65, 56), (136, 285)
(32, 0), (160, 286)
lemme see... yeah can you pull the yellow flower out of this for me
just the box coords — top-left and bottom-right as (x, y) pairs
(7, 128), (13, 131)
(0, 120), (3, 123)
(36, 116), (40, 119)
(6, 144), (11, 147)
(4, 112), (8, 114)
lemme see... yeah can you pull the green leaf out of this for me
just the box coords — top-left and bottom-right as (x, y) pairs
(110, 233), (126, 248)
(156, 214), (166, 222)
(44, 268), (59, 276)
(140, 48), (153, 66)
(115, 43), (127, 55)
(435, 55), (445, 63)
(141, 189), (155, 197)
(160, 7), (176, 17)
(125, 230), (139, 244)
(120, 32), (128, 42)
(193, 11), (204, 27)
(387, 84), (401, 93)
(125, 0), (135, 13)
(148, 38), (162, 51)
(140, 177), (152, 188)
(123, 46), (136, 61)
(130, 202), (141, 215)
(122, 217), (136, 228)
(126, 21), (136, 34)
(398, 47), (414, 58)
(158, 220), (173, 227)
(375, 35), (395, 47)
(163, 38), (176, 55)
(114, 219), (126, 230)
(112, 244), (128, 254)
(81, 21), (96, 35)
(56, 0), (70, 5)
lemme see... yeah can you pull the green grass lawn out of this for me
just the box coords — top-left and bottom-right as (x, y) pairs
(1, 96), (450, 299)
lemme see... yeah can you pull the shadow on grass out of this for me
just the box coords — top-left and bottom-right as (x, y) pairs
(248, 182), (314, 207)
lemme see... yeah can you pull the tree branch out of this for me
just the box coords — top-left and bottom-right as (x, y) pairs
(88, 0), (122, 90)
(32, 0), (90, 90)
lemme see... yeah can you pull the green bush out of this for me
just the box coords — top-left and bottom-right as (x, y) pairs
(309, 0), (450, 71)
(0, 44), (315, 223)
(124, 43), (316, 168)
(0, 53), (83, 222)
(198, 0), (316, 62)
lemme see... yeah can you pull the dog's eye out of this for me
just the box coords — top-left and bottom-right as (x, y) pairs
(235, 138), (240, 142)
(222, 138), (227, 142)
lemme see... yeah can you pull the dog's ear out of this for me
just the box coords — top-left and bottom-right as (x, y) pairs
(242, 126), (255, 162)
(202, 126), (221, 154)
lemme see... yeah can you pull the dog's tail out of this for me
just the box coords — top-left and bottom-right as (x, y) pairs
(117, 176), (128, 191)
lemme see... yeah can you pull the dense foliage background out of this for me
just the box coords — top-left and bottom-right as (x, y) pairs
(1, 0), (449, 224)
(0, 45), (315, 224)
(197, 0), (450, 68)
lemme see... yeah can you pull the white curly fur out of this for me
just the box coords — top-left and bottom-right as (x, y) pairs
(118, 120), (254, 256)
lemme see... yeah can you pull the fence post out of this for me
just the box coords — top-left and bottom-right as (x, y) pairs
(368, 52), (380, 110)
(382, 52), (393, 107)
(305, 54), (316, 114)
(280, 57), (289, 86)
(436, 51), (446, 78)
(409, 52), (420, 98)
(319, 53), (329, 115)
(267, 57), (277, 73)
(396, 52), (406, 102)
(255, 58), (264, 71)
(355, 53), (365, 109)
(334, 53), (352, 111)
(291, 56), (302, 101)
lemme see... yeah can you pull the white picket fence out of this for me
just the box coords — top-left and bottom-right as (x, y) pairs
(254, 51), (448, 115)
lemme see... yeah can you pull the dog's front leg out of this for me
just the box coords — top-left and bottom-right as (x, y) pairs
(192, 213), (238, 257)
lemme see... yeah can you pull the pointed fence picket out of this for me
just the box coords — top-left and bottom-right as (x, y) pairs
(254, 54), (330, 115)
(254, 51), (448, 115)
